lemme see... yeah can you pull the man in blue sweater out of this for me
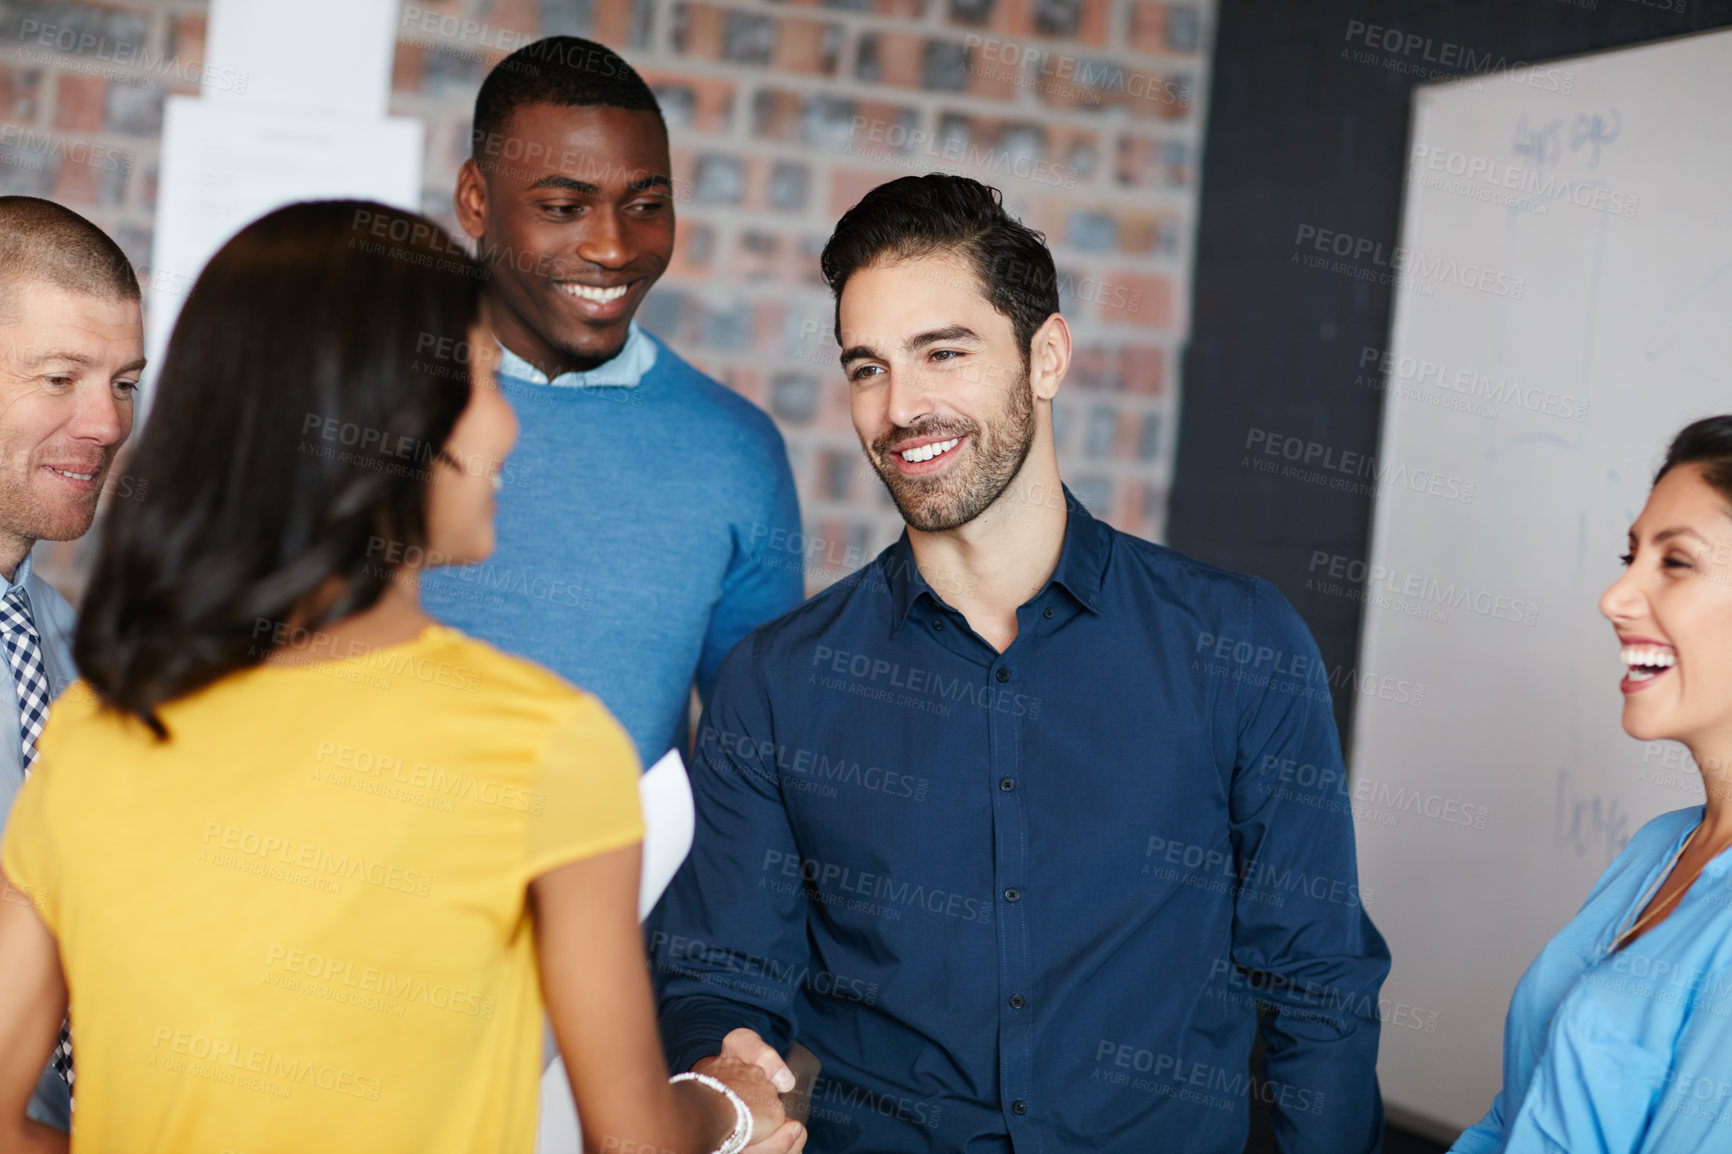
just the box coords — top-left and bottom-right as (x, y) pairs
(422, 37), (804, 769)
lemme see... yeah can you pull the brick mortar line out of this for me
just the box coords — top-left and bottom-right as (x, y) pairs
(665, 210), (1196, 267)
(651, 0), (959, 37)
(682, 139), (1201, 211)
(655, 290), (1189, 339)
(392, 98), (1207, 163)
(0, 116), (165, 159)
(149, 6), (175, 56)
(669, 121), (1203, 157)
(390, 70), (1210, 140)
(665, 200), (1205, 247)
(394, 36), (1205, 109)
(0, 47), (206, 98)
(666, 135), (1203, 204)
(386, 0), (1208, 72)
(648, 0), (677, 56)
(6, 24), (1211, 147)
(587, 54), (1210, 130)
(637, 0), (1207, 74)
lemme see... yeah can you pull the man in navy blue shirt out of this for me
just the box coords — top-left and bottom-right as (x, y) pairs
(650, 174), (1390, 1153)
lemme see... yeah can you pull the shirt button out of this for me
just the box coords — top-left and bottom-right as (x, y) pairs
(1004, 887), (1021, 903)
(1008, 994), (1025, 1009)
(1042, 606), (1054, 619)
(1012, 1100), (1028, 1115)
(932, 619), (944, 631)
(999, 777), (1015, 792)
(996, 667), (1010, 683)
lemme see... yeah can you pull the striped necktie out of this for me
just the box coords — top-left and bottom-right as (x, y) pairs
(0, 586), (73, 1093)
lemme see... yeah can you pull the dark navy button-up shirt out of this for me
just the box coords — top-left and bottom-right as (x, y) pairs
(649, 493), (1390, 1154)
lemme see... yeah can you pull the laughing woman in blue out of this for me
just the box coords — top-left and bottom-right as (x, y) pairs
(1453, 415), (1732, 1154)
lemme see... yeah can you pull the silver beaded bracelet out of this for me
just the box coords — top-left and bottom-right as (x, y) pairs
(670, 1070), (752, 1154)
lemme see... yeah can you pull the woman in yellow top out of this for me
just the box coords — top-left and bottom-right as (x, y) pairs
(0, 201), (805, 1154)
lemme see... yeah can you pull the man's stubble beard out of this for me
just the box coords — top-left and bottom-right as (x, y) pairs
(0, 445), (104, 547)
(867, 364), (1036, 534)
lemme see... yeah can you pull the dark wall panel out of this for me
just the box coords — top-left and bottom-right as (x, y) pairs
(1171, 0), (1732, 743)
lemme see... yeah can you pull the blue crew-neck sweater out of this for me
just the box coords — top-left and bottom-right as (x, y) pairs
(420, 331), (805, 768)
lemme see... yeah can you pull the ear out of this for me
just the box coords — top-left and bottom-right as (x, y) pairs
(454, 159), (489, 242)
(1028, 313), (1071, 403)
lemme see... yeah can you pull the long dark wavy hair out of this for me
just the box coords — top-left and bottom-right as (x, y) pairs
(75, 200), (485, 737)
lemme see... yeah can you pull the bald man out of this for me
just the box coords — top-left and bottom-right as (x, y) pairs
(0, 196), (143, 1133)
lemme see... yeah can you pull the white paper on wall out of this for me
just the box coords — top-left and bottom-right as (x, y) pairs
(203, 0), (400, 117)
(145, 96), (423, 386)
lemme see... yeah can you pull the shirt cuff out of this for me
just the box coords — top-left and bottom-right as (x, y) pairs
(660, 994), (792, 1074)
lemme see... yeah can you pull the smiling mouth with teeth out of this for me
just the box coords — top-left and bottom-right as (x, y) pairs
(899, 437), (961, 464)
(47, 466), (98, 483)
(1621, 644), (1677, 682)
(558, 282), (630, 304)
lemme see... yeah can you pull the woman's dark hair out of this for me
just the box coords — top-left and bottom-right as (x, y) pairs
(1655, 416), (1732, 503)
(818, 174), (1059, 364)
(75, 200), (485, 737)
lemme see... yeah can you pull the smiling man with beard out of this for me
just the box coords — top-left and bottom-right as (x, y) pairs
(420, 37), (804, 772)
(0, 195), (141, 1137)
(649, 175), (1390, 1153)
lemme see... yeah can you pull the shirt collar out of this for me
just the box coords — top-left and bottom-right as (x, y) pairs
(6, 551), (33, 595)
(495, 321), (658, 388)
(887, 485), (1110, 636)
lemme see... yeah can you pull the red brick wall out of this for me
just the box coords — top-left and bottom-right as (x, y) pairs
(0, 0), (1211, 597)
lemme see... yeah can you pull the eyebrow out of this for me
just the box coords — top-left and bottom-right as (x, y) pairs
(527, 173), (671, 195)
(528, 175), (601, 196)
(24, 349), (93, 367)
(1630, 526), (1711, 546)
(839, 324), (985, 366)
(19, 350), (146, 374)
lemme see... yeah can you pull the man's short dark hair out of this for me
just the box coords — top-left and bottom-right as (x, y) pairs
(471, 36), (663, 160)
(0, 196), (140, 314)
(819, 174), (1060, 362)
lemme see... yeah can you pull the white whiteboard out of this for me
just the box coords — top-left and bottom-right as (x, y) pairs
(1350, 28), (1732, 1136)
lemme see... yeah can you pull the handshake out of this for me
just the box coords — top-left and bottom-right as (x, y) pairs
(689, 1029), (813, 1154)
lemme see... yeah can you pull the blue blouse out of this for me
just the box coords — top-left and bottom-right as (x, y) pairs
(1453, 806), (1732, 1153)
